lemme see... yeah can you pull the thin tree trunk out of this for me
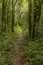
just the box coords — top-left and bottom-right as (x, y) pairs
(2, 0), (7, 31)
(29, 0), (32, 38)
(12, 0), (14, 32)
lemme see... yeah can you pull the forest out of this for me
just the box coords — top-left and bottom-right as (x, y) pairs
(0, 0), (43, 65)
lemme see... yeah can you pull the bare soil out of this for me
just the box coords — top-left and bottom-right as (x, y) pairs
(14, 30), (28, 65)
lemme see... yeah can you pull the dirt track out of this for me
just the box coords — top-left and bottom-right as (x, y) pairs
(14, 30), (28, 65)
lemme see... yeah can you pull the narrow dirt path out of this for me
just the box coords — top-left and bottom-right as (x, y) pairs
(14, 30), (28, 65)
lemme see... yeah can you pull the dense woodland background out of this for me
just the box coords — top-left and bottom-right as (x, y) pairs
(0, 0), (43, 65)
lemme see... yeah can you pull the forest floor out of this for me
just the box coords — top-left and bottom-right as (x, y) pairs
(14, 29), (28, 65)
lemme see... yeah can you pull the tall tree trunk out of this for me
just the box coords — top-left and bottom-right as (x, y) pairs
(32, 0), (36, 38)
(7, 0), (10, 32)
(29, 0), (32, 38)
(32, 0), (42, 38)
(12, 0), (14, 32)
(2, 0), (7, 32)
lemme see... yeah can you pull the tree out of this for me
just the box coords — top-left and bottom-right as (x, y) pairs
(28, 0), (32, 38)
(11, 0), (15, 32)
(2, 0), (7, 31)
(32, 0), (42, 38)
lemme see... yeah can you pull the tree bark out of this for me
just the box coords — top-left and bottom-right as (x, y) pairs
(29, 0), (32, 38)
(12, 0), (14, 32)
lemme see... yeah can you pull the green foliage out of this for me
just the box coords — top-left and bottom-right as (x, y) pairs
(0, 33), (14, 65)
(23, 40), (43, 65)
(0, 0), (43, 65)
(23, 5), (43, 65)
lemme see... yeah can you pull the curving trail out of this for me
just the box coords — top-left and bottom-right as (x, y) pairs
(14, 30), (28, 65)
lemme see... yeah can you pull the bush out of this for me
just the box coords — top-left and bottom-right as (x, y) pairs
(0, 32), (14, 65)
(23, 40), (43, 65)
